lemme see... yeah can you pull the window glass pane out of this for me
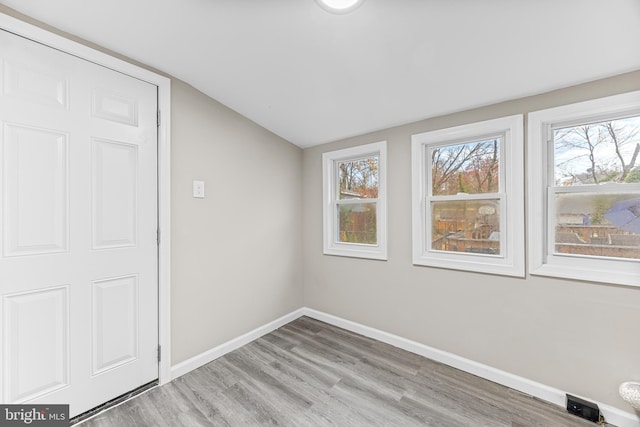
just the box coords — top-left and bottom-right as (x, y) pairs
(338, 203), (376, 244)
(431, 199), (500, 254)
(554, 115), (640, 186)
(554, 192), (640, 259)
(431, 138), (500, 196)
(337, 156), (379, 199)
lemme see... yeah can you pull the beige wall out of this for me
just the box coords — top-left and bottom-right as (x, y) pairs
(4, 2), (640, 415)
(302, 70), (640, 411)
(171, 80), (303, 363)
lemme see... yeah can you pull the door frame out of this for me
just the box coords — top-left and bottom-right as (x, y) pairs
(0, 12), (173, 385)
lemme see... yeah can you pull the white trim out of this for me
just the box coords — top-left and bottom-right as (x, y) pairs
(411, 115), (525, 277)
(322, 141), (387, 260)
(157, 99), (171, 384)
(170, 308), (305, 379)
(168, 306), (640, 426)
(0, 12), (172, 384)
(528, 91), (640, 287)
(302, 308), (640, 427)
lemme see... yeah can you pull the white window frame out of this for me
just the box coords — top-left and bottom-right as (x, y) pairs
(411, 115), (525, 277)
(322, 141), (387, 260)
(528, 91), (640, 286)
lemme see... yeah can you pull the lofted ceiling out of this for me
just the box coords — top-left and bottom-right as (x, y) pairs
(1, 0), (640, 148)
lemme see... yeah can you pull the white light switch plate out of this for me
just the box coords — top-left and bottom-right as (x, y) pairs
(193, 180), (205, 198)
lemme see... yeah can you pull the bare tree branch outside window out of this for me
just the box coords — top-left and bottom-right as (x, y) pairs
(554, 116), (640, 185)
(431, 138), (500, 195)
(336, 156), (379, 244)
(428, 138), (502, 255)
(552, 115), (640, 260)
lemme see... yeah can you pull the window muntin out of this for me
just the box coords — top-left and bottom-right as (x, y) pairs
(323, 141), (387, 259)
(528, 90), (640, 286)
(411, 115), (524, 277)
(335, 155), (379, 245)
(427, 136), (503, 256)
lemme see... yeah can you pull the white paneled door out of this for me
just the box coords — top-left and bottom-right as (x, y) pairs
(0, 29), (158, 417)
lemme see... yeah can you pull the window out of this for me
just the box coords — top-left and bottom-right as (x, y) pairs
(528, 91), (640, 286)
(322, 141), (387, 259)
(411, 115), (524, 276)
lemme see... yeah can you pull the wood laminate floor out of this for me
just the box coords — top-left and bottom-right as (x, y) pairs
(80, 317), (609, 427)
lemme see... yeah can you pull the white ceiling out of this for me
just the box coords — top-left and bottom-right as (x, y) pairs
(2, 0), (640, 148)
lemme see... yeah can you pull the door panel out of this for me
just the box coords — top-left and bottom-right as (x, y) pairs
(2, 55), (69, 110)
(3, 124), (68, 256)
(3, 286), (69, 403)
(92, 138), (138, 249)
(0, 28), (158, 417)
(92, 275), (138, 375)
(92, 90), (138, 126)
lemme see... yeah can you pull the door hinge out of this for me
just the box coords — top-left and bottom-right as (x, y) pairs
(157, 228), (161, 245)
(157, 110), (161, 127)
(158, 345), (162, 362)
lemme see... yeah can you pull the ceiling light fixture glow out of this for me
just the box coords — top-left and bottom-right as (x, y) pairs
(315, 0), (365, 14)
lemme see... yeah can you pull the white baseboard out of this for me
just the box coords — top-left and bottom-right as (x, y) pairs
(302, 308), (640, 427)
(170, 308), (305, 379)
(170, 306), (639, 427)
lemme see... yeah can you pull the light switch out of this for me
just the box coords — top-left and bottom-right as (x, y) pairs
(193, 180), (205, 198)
